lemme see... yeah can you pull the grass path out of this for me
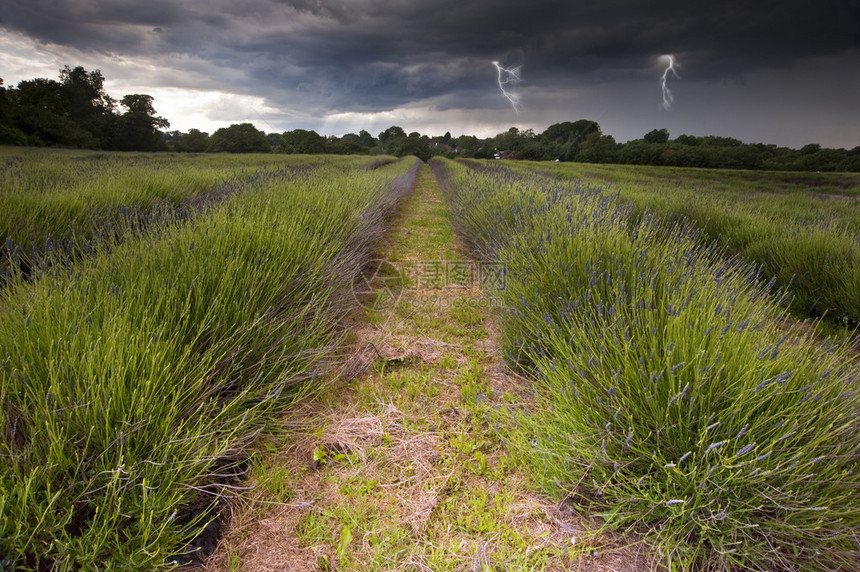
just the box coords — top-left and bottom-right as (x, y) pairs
(202, 164), (648, 571)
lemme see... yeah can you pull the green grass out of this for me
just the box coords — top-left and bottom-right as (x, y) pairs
(438, 157), (860, 571)
(0, 154), (419, 570)
(0, 148), (385, 280)
(205, 164), (603, 571)
(498, 159), (860, 324)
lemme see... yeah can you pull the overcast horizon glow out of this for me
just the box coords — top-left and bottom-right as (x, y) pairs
(1, 1), (859, 148)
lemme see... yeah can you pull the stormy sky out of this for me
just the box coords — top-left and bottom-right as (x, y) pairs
(1, 0), (859, 148)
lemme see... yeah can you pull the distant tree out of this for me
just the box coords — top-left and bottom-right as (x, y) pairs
(265, 132), (283, 150)
(114, 94), (169, 151)
(327, 133), (368, 154)
(540, 120), (600, 160)
(668, 144), (709, 168)
(392, 132), (430, 161)
(0, 77), (27, 145)
(12, 78), (63, 114)
(170, 128), (209, 152)
(541, 121), (578, 144)
(279, 129), (326, 153)
(59, 65), (116, 146)
(674, 134), (700, 146)
(643, 128), (670, 144)
(578, 132), (617, 163)
(6, 66), (119, 147)
(453, 135), (493, 159)
(208, 123), (270, 153)
(517, 142), (549, 161)
(618, 140), (664, 165)
(493, 127), (523, 152)
(9, 77), (98, 147)
(378, 126), (407, 154)
(378, 125), (406, 142)
(358, 129), (376, 148)
(700, 135), (743, 147)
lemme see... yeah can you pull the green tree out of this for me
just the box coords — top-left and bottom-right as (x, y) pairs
(516, 142), (549, 161)
(265, 132), (283, 150)
(328, 133), (368, 155)
(455, 135), (493, 159)
(392, 132), (430, 161)
(358, 129), (376, 148)
(378, 126), (407, 154)
(577, 132), (617, 163)
(171, 128), (210, 153)
(618, 140), (664, 165)
(643, 128), (670, 144)
(114, 94), (169, 151)
(5, 66), (119, 148)
(59, 65), (116, 146)
(208, 123), (270, 153)
(0, 77), (27, 145)
(674, 134), (700, 146)
(540, 120), (600, 160)
(10, 77), (98, 147)
(279, 129), (326, 153)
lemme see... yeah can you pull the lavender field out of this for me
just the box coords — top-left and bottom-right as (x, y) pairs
(0, 150), (418, 569)
(438, 157), (860, 570)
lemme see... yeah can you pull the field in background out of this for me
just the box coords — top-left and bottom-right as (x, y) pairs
(504, 160), (860, 325)
(0, 149), (391, 282)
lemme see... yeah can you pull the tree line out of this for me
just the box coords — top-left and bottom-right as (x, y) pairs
(0, 66), (168, 151)
(3, 66), (859, 172)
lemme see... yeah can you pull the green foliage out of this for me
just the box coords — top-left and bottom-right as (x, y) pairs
(0, 65), (174, 151)
(280, 128), (326, 154)
(525, 161), (860, 325)
(438, 158), (860, 571)
(0, 149), (342, 278)
(0, 124), (27, 146)
(0, 153), (420, 569)
(0, 62), (857, 170)
(643, 128), (670, 144)
(114, 94), (170, 151)
(577, 132), (617, 163)
(167, 128), (210, 152)
(540, 120), (601, 160)
(375, 126), (431, 160)
(3, 64), (853, 171)
(207, 123), (271, 153)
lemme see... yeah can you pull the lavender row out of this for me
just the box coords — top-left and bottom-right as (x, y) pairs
(436, 157), (860, 571)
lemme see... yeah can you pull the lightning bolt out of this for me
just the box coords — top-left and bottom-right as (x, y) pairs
(660, 54), (679, 110)
(492, 61), (522, 113)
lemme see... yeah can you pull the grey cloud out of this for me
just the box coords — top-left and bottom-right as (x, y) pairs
(1, 0), (858, 145)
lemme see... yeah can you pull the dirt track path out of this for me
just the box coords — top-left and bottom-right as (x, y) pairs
(203, 164), (648, 571)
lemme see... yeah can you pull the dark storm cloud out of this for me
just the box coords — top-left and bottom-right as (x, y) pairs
(240, 0), (860, 98)
(4, 1), (858, 90)
(2, 0), (859, 144)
